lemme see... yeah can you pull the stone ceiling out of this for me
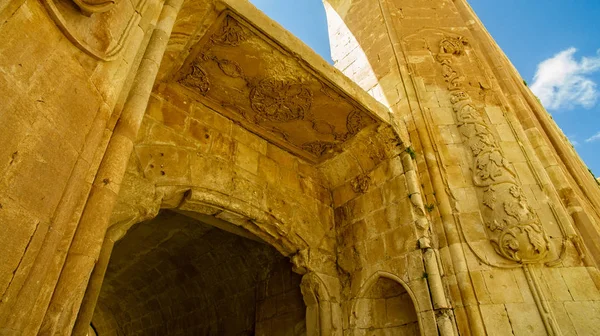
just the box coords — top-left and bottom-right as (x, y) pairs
(169, 12), (382, 163)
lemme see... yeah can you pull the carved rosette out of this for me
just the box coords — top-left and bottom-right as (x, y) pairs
(437, 36), (550, 263)
(250, 78), (313, 122)
(179, 62), (210, 94)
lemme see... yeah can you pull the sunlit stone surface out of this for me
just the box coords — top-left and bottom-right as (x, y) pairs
(1, 0), (600, 335)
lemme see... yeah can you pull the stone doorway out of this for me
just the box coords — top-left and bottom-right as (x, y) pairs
(90, 210), (306, 335)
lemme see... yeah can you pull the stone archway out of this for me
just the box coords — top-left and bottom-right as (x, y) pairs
(71, 1), (410, 334)
(350, 271), (423, 336)
(300, 272), (342, 336)
(91, 210), (307, 335)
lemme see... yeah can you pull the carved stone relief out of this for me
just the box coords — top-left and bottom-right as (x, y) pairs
(249, 78), (313, 122)
(43, 0), (147, 60)
(351, 174), (371, 194)
(174, 13), (379, 162)
(210, 16), (247, 46)
(436, 36), (550, 264)
(178, 62), (210, 94)
(302, 141), (336, 157)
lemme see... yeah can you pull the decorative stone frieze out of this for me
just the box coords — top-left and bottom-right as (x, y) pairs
(173, 13), (379, 162)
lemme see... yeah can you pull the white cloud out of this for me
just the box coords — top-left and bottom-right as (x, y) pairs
(586, 131), (600, 143)
(568, 135), (580, 147)
(530, 47), (600, 110)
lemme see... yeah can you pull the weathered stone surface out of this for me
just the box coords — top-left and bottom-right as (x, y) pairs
(2, 0), (600, 335)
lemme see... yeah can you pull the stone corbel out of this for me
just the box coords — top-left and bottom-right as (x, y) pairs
(72, 0), (117, 16)
(42, 0), (148, 60)
(290, 248), (313, 275)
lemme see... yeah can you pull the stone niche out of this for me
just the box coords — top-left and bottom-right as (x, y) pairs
(91, 211), (306, 336)
(353, 277), (420, 335)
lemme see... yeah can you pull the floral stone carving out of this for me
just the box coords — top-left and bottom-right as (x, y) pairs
(351, 175), (371, 194)
(175, 14), (380, 162)
(211, 17), (247, 46)
(301, 141), (336, 157)
(347, 110), (371, 135)
(437, 36), (550, 263)
(250, 78), (313, 122)
(179, 62), (210, 94)
(214, 58), (244, 78)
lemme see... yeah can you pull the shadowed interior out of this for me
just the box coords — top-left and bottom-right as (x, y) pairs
(91, 211), (305, 335)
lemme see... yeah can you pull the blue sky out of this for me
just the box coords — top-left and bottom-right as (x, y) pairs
(249, 0), (600, 176)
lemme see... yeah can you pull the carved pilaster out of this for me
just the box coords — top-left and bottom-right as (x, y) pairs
(437, 36), (550, 264)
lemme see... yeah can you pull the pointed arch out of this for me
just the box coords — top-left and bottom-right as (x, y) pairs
(300, 272), (342, 336)
(350, 271), (424, 336)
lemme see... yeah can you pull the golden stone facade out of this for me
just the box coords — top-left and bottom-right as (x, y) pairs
(1, 0), (600, 335)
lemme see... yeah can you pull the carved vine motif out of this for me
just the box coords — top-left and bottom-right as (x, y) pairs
(211, 17), (247, 46)
(437, 36), (550, 263)
(439, 36), (468, 56)
(179, 62), (210, 94)
(351, 174), (371, 193)
(302, 141), (336, 157)
(175, 14), (380, 161)
(210, 56), (245, 79)
(250, 78), (313, 122)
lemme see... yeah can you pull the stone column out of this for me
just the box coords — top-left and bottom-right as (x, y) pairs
(70, 234), (115, 336)
(37, 0), (184, 333)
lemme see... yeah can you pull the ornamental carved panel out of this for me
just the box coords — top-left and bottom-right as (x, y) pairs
(402, 29), (565, 266)
(173, 13), (378, 162)
(432, 35), (557, 265)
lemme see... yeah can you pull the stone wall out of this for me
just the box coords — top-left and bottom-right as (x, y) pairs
(127, 82), (336, 257)
(0, 0), (160, 333)
(2, 0), (600, 334)
(325, 0), (600, 335)
(256, 259), (306, 336)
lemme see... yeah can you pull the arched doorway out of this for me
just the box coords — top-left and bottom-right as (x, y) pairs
(352, 274), (422, 335)
(91, 210), (306, 335)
